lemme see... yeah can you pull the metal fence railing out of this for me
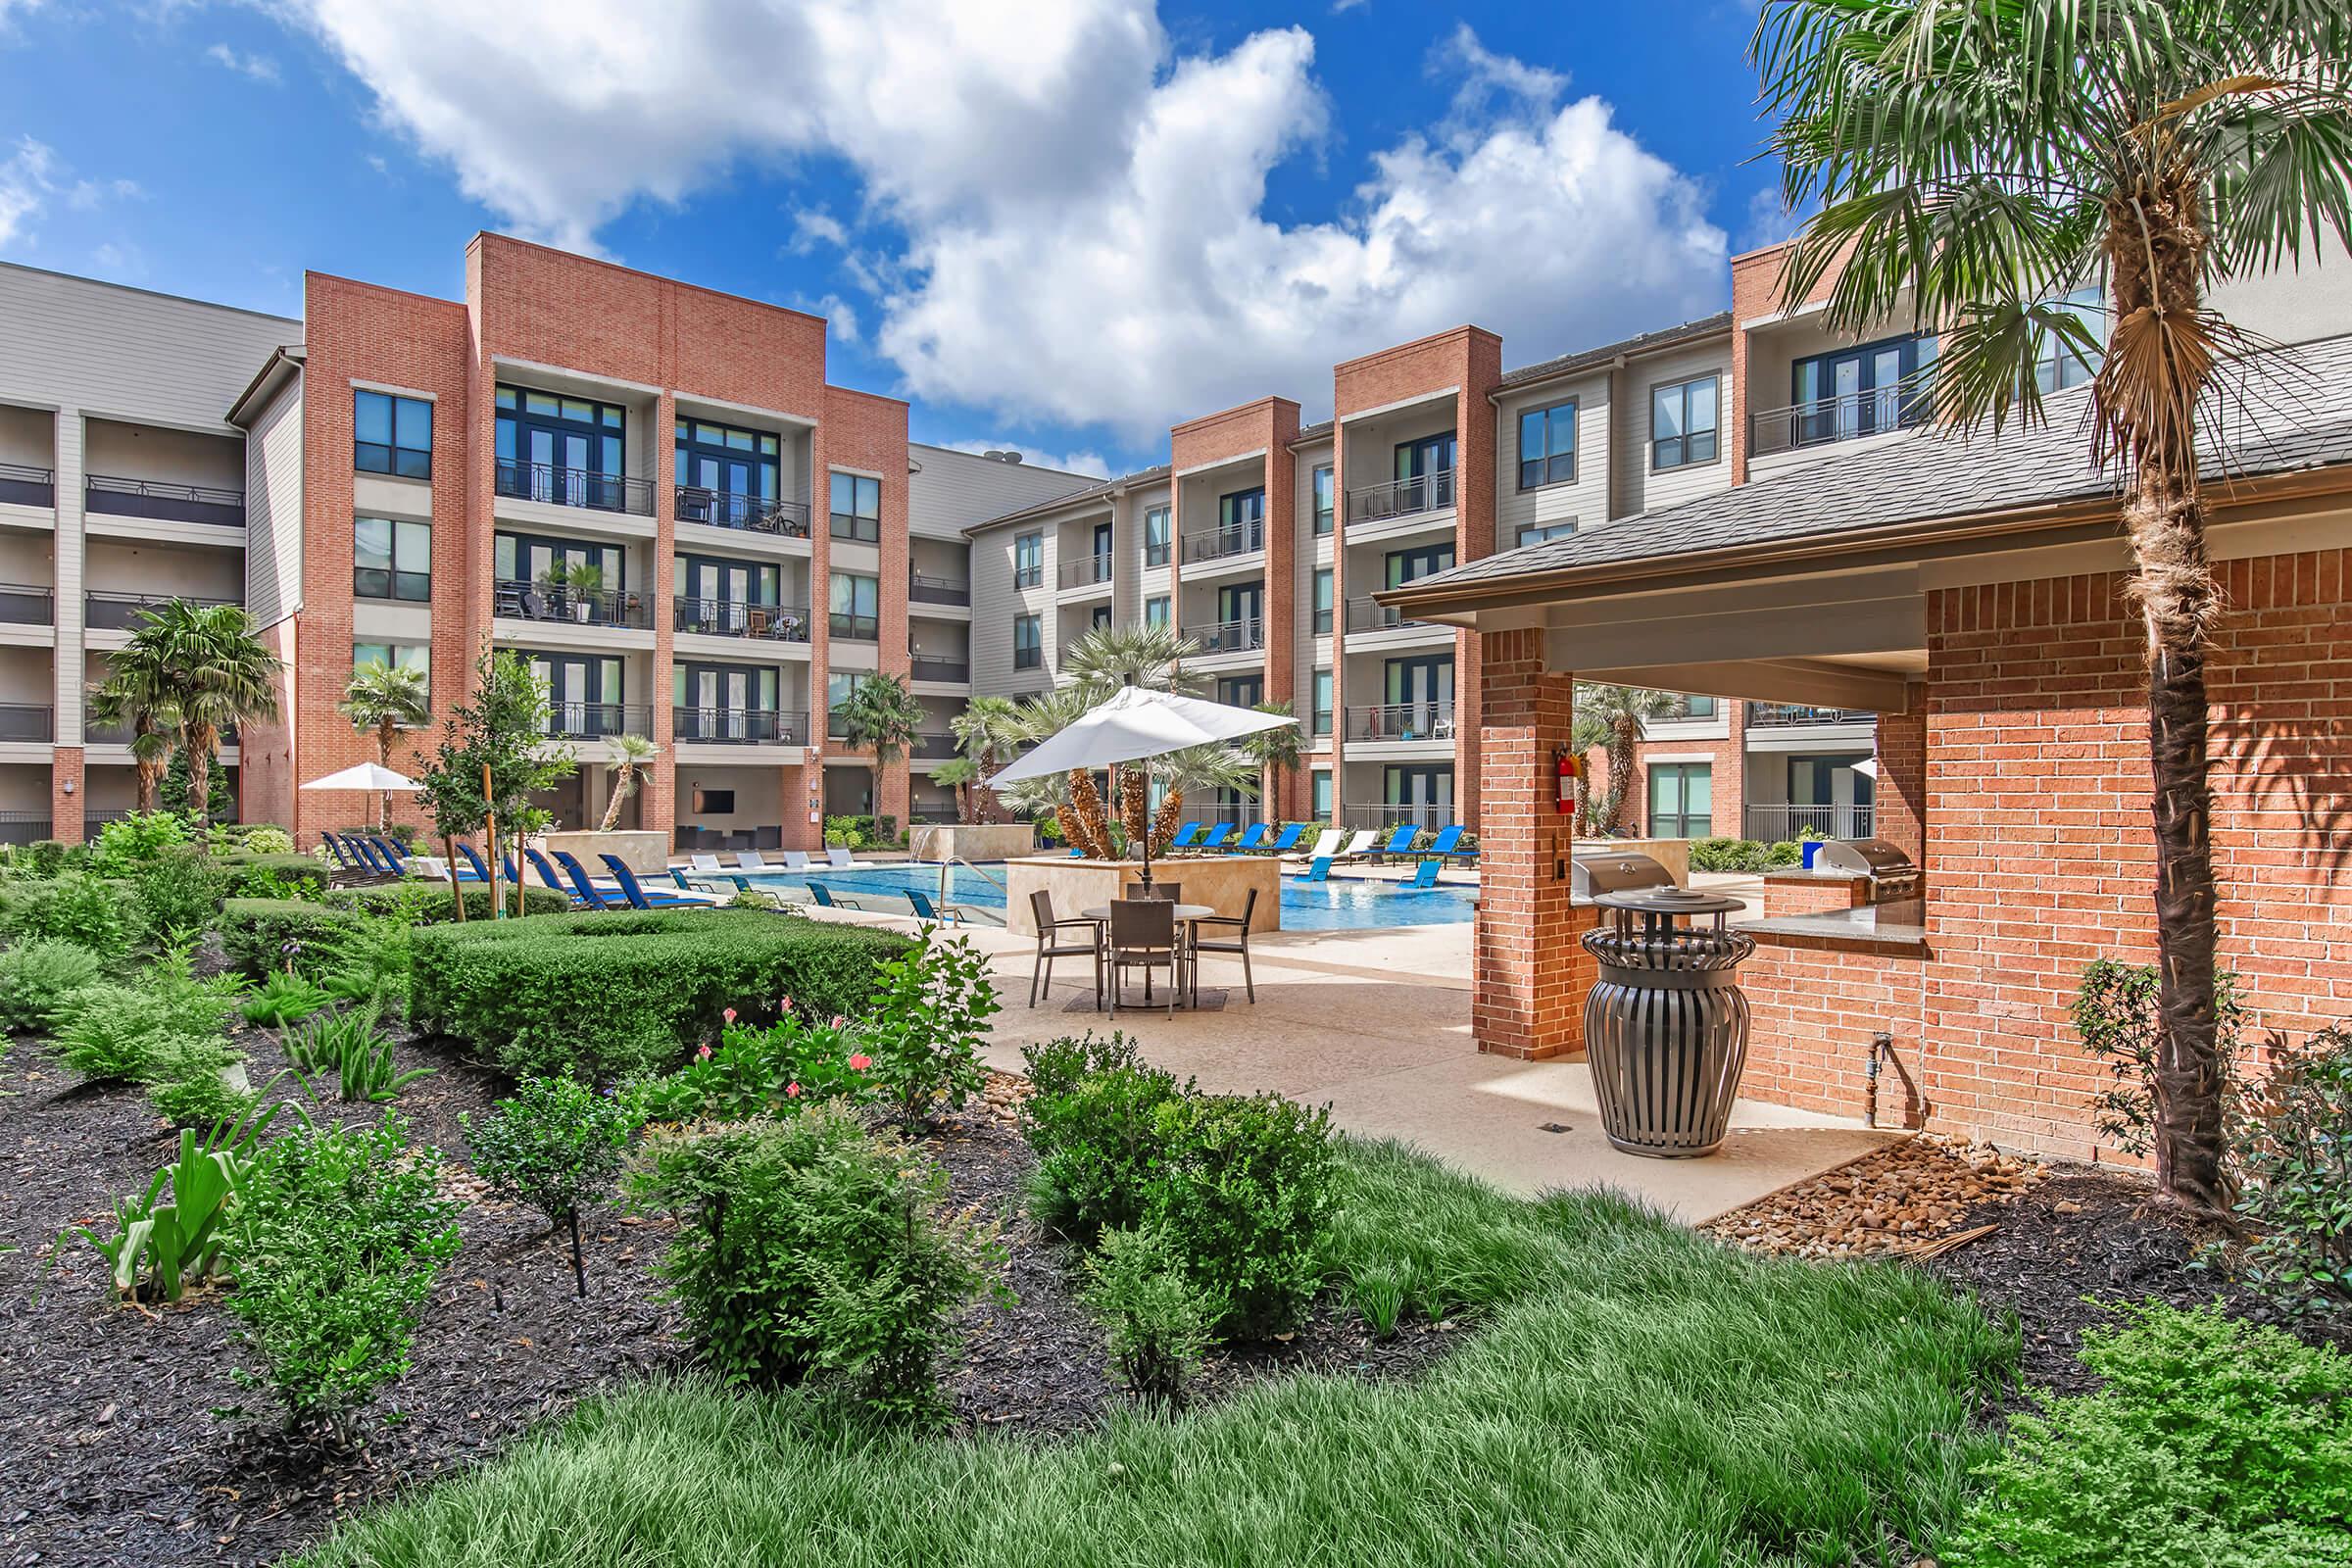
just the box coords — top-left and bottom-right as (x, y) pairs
(496, 458), (656, 516)
(672, 597), (809, 641)
(1742, 803), (1874, 842)
(1346, 467), (1453, 524)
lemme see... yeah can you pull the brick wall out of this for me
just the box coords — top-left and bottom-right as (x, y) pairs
(1741, 935), (1928, 1125)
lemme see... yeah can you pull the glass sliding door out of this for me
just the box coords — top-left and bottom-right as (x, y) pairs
(1646, 762), (1713, 839)
(673, 662), (783, 743)
(1383, 654), (1454, 738)
(527, 654), (624, 738)
(1383, 764), (1453, 828)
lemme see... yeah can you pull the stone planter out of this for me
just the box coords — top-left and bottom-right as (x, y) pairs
(541, 828), (668, 875)
(1003, 854), (1283, 935)
(908, 823), (1037, 863)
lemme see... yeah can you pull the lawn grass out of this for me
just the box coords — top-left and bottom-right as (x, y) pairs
(304, 1139), (2013, 1568)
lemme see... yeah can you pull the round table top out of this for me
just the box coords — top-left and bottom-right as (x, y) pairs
(1081, 902), (1214, 923)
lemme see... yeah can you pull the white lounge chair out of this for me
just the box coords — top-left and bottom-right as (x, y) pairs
(1299, 829), (1345, 862)
(689, 853), (725, 876)
(1339, 829), (1381, 858)
(825, 846), (857, 870)
(779, 850), (811, 872)
(734, 850), (770, 872)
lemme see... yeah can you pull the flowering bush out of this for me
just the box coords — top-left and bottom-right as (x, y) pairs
(633, 1003), (874, 1122)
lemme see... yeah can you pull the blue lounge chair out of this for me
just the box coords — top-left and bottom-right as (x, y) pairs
(1258, 823), (1305, 856)
(455, 842), (494, 883)
(368, 836), (410, 874)
(598, 854), (706, 909)
(1425, 823), (1475, 861)
(1198, 823), (1235, 852)
(1298, 856), (1336, 883)
(906, 889), (967, 925)
(318, 832), (357, 869)
(346, 837), (387, 874)
(1400, 858), (1443, 891)
(1169, 822), (1204, 850)
(1228, 823), (1270, 854)
(1370, 824), (1419, 863)
(544, 850), (614, 909)
(806, 882), (864, 911)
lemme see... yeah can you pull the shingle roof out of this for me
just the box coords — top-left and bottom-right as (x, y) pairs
(1292, 418), (1334, 444)
(964, 463), (1172, 533)
(1401, 333), (2352, 595)
(1494, 311), (1735, 392)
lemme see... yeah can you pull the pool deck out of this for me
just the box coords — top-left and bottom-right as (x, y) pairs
(782, 894), (1891, 1225)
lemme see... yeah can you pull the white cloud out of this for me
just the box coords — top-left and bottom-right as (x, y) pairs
(67, 175), (142, 210)
(1739, 184), (1809, 253)
(0, 136), (57, 246)
(795, 291), (860, 343)
(935, 438), (1111, 478)
(207, 42), (283, 82)
(261, 3), (1727, 438)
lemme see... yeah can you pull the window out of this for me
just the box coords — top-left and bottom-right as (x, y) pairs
(826, 670), (866, 739)
(1215, 486), (1265, 552)
(1090, 604), (1112, 629)
(1217, 674), (1263, 709)
(829, 471), (882, 542)
(1145, 594), (1170, 628)
(1646, 762), (1713, 839)
(829, 571), (879, 640)
(1311, 465), (1334, 536)
(1516, 519), (1577, 548)
(1312, 668), (1333, 737)
(1311, 769), (1333, 819)
(351, 641), (430, 702)
(1650, 376), (1720, 470)
(1385, 542), (1454, 587)
(1312, 568), (1334, 635)
(494, 385), (626, 508)
(1789, 336), (1936, 447)
(355, 516), (430, 601)
(675, 419), (780, 524)
(1143, 505), (1172, 566)
(355, 390), (432, 479)
(1517, 400), (1577, 489)
(1012, 531), (1044, 588)
(2034, 285), (2104, 393)
(1013, 613), (1042, 670)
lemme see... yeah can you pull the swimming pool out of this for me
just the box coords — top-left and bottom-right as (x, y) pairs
(738, 861), (1477, 931)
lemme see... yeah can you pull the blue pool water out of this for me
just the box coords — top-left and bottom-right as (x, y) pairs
(739, 861), (1476, 931)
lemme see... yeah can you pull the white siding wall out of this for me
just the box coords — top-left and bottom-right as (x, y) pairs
(245, 374), (305, 629)
(1612, 341), (1736, 517)
(1494, 370), (1612, 548)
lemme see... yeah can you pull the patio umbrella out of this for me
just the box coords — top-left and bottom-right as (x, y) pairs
(1852, 758), (1880, 779)
(987, 683), (1295, 890)
(301, 760), (424, 831)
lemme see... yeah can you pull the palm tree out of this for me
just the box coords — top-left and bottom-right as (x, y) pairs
(1240, 700), (1304, 823)
(1569, 705), (1612, 836)
(1149, 742), (1258, 858)
(337, 660), (431, 827)
(139, 600), (281, 827)
(1011, 685), (1117, 857)
(929, 756), (981, 822)
(949, 694), (1026, 822)
(599, 733), (660, 831)
(830, 672), (926, 770)
(86, 648), (176, 815)
(1755, 0), (2352, 1215)
(1575, 685), (1681, 835)
(1058, 622), (1205, 702)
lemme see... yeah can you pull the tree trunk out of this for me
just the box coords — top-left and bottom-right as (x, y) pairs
(377, 719), (398, 830)
(1118, 764), (1149, 851)
(1604, 719), (1638, 833)
(444, 834), (466, 921)
(131, 719), (162, 814)
(184, 724), (216, 827)
(1065, 767), (1114, 858)
(567, 1208), (588, 1299)
(1150, 788), (1184, 859)
(598, 765), (630, 832)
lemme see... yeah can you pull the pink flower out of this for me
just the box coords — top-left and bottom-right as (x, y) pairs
(778, 995), (793, 1012)
(830, 1015), (847, 1030)
(697, 1044), (712, 1059)
(786, 1082), (803, 1099)
(848, 1054), (872, 1072)
(723, 1007), (737, 1024)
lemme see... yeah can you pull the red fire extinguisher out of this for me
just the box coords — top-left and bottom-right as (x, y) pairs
(1554, 747), (1581, 814)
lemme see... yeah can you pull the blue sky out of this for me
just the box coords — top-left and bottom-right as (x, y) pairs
(0, 1), (1788, 476)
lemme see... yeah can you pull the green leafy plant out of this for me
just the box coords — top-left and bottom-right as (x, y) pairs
(629, 1107), (1004, 1424)
(146, 1034), (256, 1127)
(1349, 1259), (1410, 1341)
(93, 810), (193, 875)
(234, 824), (296, 856)
(218, 898), (363, 978)
(0, 871), (143, 960)
(286, 1005), (432, 1102)
(220, 1115), (464, 1441)
(132, 845), (231, 936)
(1938, 1301), (2352, 1568)
(2230, 1023), (2352, 1315)
(634, 1007), (871, 1122)
(1019, 1032), (1188, 1242)
(858, 929), (1000, 1131)
(244, 971), (332, 1028)
(0, 937), (105, 1032)
(2075, 958), (2246, 1160)
(1080, 1224), (1220, 1406)
(221, 852), (333, 900)
(69, 1102), (288, 1300)
(463, 1076), (635, 1298)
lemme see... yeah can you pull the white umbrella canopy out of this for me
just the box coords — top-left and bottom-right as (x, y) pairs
(987, 685), (1294, 787)
(1852, 757), (1881, 780)
(300, 761), (424, 793)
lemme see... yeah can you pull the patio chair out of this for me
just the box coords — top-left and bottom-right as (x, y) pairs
(1425, 823), (1476, 862)
(1197, 823), (1235, 853)
(1300, 828), (1345, 862)
(318, 832), (356, 869)
(1298, 855), (1336, 883)
(368, 836), (411, 874)
(454, 842), (494, 883)
(689, 853), (727, 877)
(521, 846), (577, 900)
(1400, 858), (1443, 891)
(548, 851), (617, 909)
(1189, 887), (1258, 1003)
(1027, 890), (1102, 1009)
(1229, 823), (1270, 854)
(1378, 824), (1421, 860)
(1338, 829), (1381, 859)
(1106, 897), (1182, 1017)
(1169, 822), (1204, 850)
(779, 850), (812, 872)
(1257, 823), (1305, 856)
(735, 850), (771, 872)
(806, 882), (864, 911)
(598, 854), (708, 909)
(906, 889), (969, 925)
(825, 846), (857, 870)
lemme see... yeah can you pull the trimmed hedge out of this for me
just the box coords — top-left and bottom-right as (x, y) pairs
(410, 910), (916, 1081)
(220, 852), (331, 897)
(219, 898), (362, 976)
(323, 883), (573, 924)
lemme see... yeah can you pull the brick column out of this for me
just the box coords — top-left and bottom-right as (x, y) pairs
(1875, 687), (1927, 867)
(1472, 626), (1595, 1059)
(52, 747), (83, 844)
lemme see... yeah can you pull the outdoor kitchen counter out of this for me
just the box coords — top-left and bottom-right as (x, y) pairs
(1740, 898), (1929, 956)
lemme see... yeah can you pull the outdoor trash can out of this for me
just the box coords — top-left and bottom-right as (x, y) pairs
(1580, 885), (1756, 1157)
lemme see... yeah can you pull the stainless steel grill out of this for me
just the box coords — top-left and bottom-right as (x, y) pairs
(1570, 850), (1676, 901)
(1812, 837), (1921, 900)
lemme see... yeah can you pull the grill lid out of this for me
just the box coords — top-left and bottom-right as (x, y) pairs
(1812, 837), (1917, 877)
(1571, 850), (1676, 900)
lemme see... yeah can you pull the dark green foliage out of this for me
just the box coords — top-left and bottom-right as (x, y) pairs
(220, 1115), (464, 1439)
(1686, 836), (1808, 873)
(285, 1005), (432, 1102)
(161, 745), (234, 821)
(857, 931), (1000, 1130)
(463, 1076), (634, 1296)
(133, 846), (231, 936)
(0, 872), (143, 960)
(1018, 1032), (1188, 1241)
(1349, 1259), (1410, 1340)
(220, 852), (332, 900)
(144, 1036), (256, 1127)
(2232, 1023), (2352, 1314)
(70, 1107), (285, 1300)
(1940, 1302), (2352, 1568)
(322, 882), (572, 924)
(219, 898), (363, 978)
(92, 810), (194, 874)
(628, 1107), (1002, 1423)
(0, 937), (105, 1031)
(410, 910), (912, 1081)
(632, 1011), (871, 1122)
(20, 839), (78, 876)
(2075, 957), (2246, 1158)
(1080, 1224), (1218, 1405)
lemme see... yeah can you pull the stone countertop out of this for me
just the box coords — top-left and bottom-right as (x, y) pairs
(1741, 899), (1929, 955)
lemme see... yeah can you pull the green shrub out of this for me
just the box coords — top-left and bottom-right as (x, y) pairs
(145, 1036), (256, 1128)
(0, 872), (143, 959)
(464, 1076), (634, 1297)
(71, 1109), (284, 1300)
(228, 824), (296, 856)
(1081, 1224), (1219, 1405)
(2075, 956), (2247, 1159)
(858, 930), (1000, 1131)
(1019, 1032), (1189, 1242)
(55, 960), (247, 1083)
(219, 898), (362, 977)
(220, 852), (331, 900)
(133, 846), (231, 936)
(1939, 1301), (2352, 1568)
(243, 971), (331, 1028)
(323, 882), (573, 924)
(0, 937), (105, 1032)
(93, 810), (193, 874)
(2231, 1022), (2352, 1314)
(633, 1009), (872, 1122)
(21, 839), (78, 876)
(284, 1005), (432, 1103)
(221, 1115), (464, 1440)
(628, 1107), (1002, 1424)
(410, 910), (913, 1081)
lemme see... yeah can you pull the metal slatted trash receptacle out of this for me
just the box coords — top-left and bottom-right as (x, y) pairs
(1580, 885), (1756, 1157)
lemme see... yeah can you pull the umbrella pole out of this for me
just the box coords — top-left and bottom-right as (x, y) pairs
(1137, 757), (1152, 893)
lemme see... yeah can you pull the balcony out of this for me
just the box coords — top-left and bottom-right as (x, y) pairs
(1057, 554), (1113, 590)
(672, 708), (804, 746)
(0, 809), (51, 844)
(86, 589), (238, 631)
(496, 458), (655, 516)
(673, 486), (811, 537)
(546, 702), (652, 741)
(1743, 803), (1875, 842)
(1183, 520), (1263, 564)
(1343, 802), (1449, 831)
(495, 580), (653, 629)
(1749, 389), (1930, 460)
(1183, 616), (1263, 656)
(913, 731), (959, 760)
(1346, 468), (1453, 525)
(1344, 595), (1437, 635)
(0, 463), (53, 508)
(84, 473), (244, 528)
(1745, 702), (1875, 728)
(0, 703), (52, 743)
(86, 712), (237, 748)
(909, 572), (969, 607)
(910, 657), (968, 684)
(0, 584), (52, 625)
(672, 597), (809, 642)
(1346, 701), (1454, 744)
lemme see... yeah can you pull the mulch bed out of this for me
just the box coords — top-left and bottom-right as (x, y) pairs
(1, 997), (1448, 1568)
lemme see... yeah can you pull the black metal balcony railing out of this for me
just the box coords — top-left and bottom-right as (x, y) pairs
(1745, 702), (1876, 728)
(545, 702), (652, 741)
(496, 458), (656, 516)
(0, 704), (53, 743)
(913, 732), (959, 760)
(1345, 595), (1439, 635)
(909, 572), (970, 606)
(1346, 701), (1455, 743)
(672, 708), (802, 746)
(0, 584), (53, 625)
(909, 657), (968, 684)
(830, 612), (880, 642)
(1344, 802), (1449, 831)
(495, 579), (652, 628)
(672, 597), (810, 641)
(1748, 388), (1931, 459)
(84, 473), (245, 528)
(1183, 520), (1264, 564)
(1057, 555), (1113, 589)
(84, 711), (238, 748)
(673, 486), (812, 536)
(1346, 467), (1453, 525)
(1183, 616), (1263, 655)
(1743, 803), (1875, 842)
(0, 463), (54, 508)
(0, 809), (52, 845)
(85, 589), (238, 631)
